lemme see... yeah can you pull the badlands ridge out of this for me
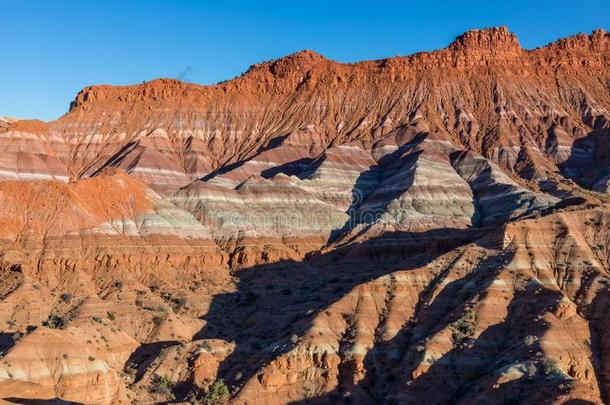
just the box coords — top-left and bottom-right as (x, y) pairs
(0, 27), (609, 404)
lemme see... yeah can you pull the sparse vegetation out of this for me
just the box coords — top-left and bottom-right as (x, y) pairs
(451, 308), (476, 344)
(524, 335), (537, 346)
(152, 316), (165, 326)
(107, 311), (116, 321)
(11, 332), (23, 343)
(92, 316), (103, 323)
(60, 293), (72, 303)
(202, 380), (230, 404)
(88, 355), (95, 362)
(150, 374), (173, 395)
(540, 358), (563, 378)
(43, 313), (65, 329)
(171, 296), (188, 310)
(342, 313), (356, 324)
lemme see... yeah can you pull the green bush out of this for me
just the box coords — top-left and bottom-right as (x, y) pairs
(203, 380), (230, 404)
(150, 374), (173, 394)
(43, 314), (65, 329)
(451, 309), (475, 344)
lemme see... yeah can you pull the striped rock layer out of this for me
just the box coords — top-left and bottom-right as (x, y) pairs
(0, 27), (609, 404)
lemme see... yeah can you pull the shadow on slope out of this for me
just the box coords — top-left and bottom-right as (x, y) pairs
(192, 226), (488, 399)
(560, 129), (610, 189)
(327, 140), (427, 243)
(295, 264), (580, 404)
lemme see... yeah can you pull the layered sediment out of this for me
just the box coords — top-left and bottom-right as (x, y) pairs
(0, 27), (609, 404)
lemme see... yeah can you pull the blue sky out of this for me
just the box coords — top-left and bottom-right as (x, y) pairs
(2, 0), (609, 121)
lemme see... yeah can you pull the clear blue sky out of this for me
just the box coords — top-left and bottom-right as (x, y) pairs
(2, 0), (609, 121)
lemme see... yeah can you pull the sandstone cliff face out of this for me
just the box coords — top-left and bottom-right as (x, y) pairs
(0, 27), (609, 404)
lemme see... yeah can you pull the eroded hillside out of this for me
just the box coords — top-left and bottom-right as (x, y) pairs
(0, 27), (609, 404)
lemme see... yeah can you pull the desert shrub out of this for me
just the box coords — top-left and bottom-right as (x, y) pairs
(88, 355), (95, 362)
(43, 314), (65, 329)
(540, 358), (563, 378)
(172, 296), (188, 309)
(60, 293), (72, 303)
(107, 311), (116, 321)
(150, 374), (173, 394)
(203, 380), (230, 404)
(523, 335), (537, 346)
(152, 316), (165, 326)
(92, 316), (103, 323)
(451, 309), (475, 344)
(342, 313), (356, 324)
